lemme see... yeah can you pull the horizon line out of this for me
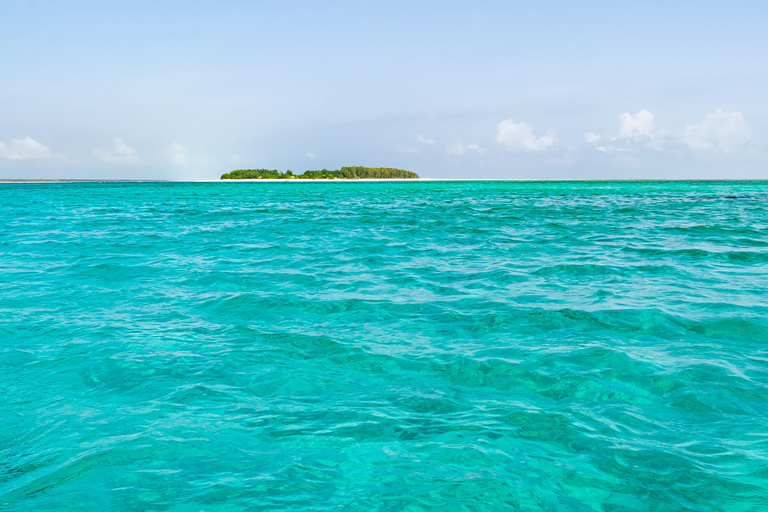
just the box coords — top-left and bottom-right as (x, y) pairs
(2, 178), (768, 183)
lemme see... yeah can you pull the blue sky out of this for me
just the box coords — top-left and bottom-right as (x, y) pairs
(2, 1), (767, 179)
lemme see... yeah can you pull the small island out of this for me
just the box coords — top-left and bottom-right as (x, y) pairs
(220, 166), (419, 180)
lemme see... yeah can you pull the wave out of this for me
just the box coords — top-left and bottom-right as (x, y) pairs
(623, 246), (768, 263)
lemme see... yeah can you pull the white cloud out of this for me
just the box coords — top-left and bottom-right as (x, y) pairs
(0, 136), (52, 159)
(397, 146), (418, 154)
(619, 110), (654, 138)
(683, 109), (751, 151)
(166, 143), (188, 165)
(466, 143), (484, 154)
(417, 134), (436, 145)
(306, 152), (316, 158)
(585, 110), (664, 153)
(93, 138), (138, 163)
(496, 120), (556, 152)
(446, 142), (484, 155)
(583, 131), (611, 152)
(583, 132), (602, 144)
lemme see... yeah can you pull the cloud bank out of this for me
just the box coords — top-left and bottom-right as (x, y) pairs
(583, 108), (752, 157)
(497, 120), (556, 152)
(0, 137), (51, 159)
(584, 110), (662, 153)
(683, 109), (751, 152)
(619, 110), (654, 138)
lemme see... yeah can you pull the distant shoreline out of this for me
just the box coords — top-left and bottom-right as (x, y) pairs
(2, 179), (768, 183)
(204, 178), (768, 182)
(0, 179), (168, 183)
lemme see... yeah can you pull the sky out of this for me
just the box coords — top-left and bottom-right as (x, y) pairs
(1, 0), (767, 180)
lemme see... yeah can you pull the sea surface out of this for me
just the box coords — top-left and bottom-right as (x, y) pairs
(1, 181), (767, 511)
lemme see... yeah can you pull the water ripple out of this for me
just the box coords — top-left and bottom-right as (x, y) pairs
(1, 181), (768, 510)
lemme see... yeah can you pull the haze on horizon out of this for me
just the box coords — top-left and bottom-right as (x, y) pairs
(2, 1), (767, 180)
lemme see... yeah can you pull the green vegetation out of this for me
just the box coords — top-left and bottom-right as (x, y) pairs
(220, 166), (419, 180)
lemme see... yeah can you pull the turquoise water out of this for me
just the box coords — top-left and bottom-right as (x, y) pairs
(1, 181), (767, 511)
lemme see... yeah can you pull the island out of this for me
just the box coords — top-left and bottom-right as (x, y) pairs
(220, 166), (419, 180)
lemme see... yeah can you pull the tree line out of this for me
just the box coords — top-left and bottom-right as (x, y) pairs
(221, 166), (419, 180)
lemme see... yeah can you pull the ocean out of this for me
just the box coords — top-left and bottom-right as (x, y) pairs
(1, 181), (767, 511)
